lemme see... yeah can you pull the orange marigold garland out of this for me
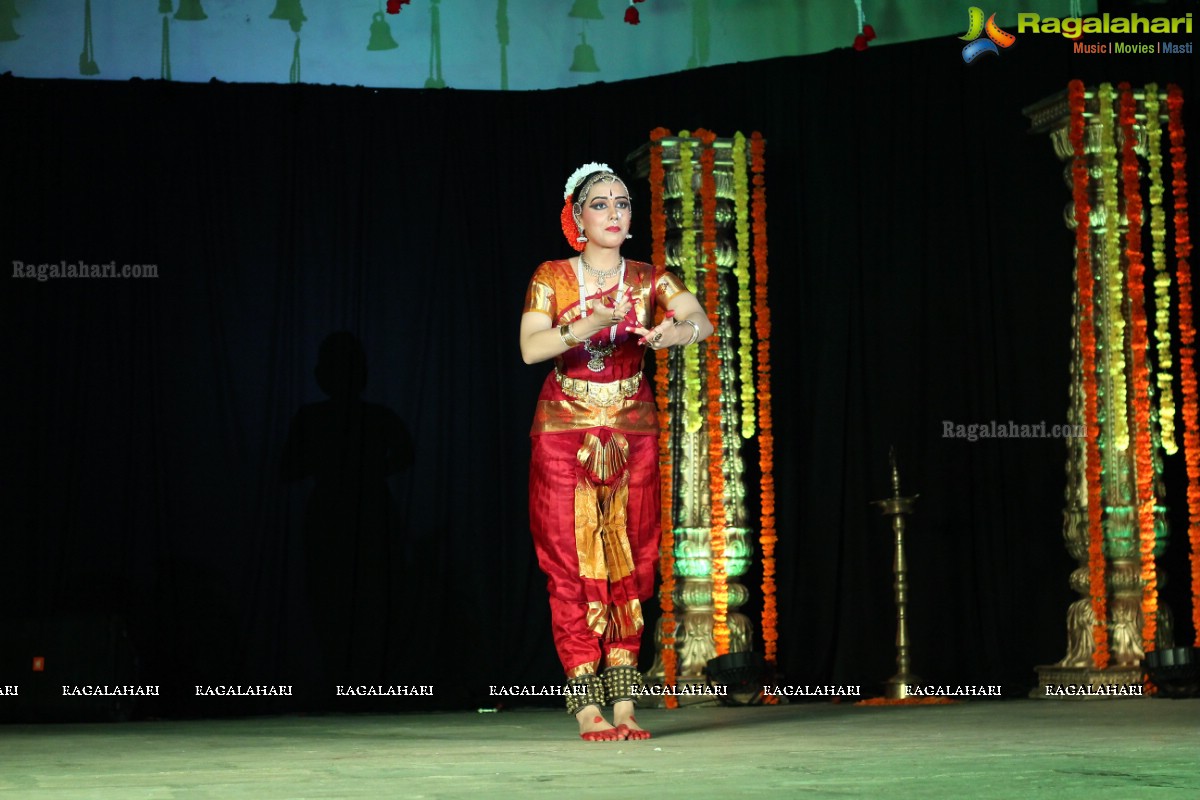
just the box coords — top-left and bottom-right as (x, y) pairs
(694, 128), (730, 656)
(1119, 83), (1158, 652)
(650, 125), (680, 707)
(1167, 85), (1200, 646)
(751, 131), (778, 669)
(1070, 81), (1109, 669)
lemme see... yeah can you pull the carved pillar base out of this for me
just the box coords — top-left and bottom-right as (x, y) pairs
(643, 609), (753, 707)
(1031, 665), (1145, 698)
(643, 538), (755, 708)
(643, 575), (754, 671)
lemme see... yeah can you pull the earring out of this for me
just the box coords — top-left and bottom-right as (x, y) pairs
(625, 234), (633, 240)
(577, 234), (588, 242)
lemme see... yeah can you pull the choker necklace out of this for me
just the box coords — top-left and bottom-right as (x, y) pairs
(573, 257), (626, 373)
(580, 255), (622, 282)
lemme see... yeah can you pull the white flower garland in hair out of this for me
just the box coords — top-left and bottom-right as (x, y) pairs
(564, 162), (612, 199)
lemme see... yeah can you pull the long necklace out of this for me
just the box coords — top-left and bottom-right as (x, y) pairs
(574, 256), (625, 373)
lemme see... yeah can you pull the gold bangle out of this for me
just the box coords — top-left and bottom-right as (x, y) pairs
(559, 323), (584, 348)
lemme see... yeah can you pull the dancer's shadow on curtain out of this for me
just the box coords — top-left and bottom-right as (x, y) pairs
(281, 332), (413, 707)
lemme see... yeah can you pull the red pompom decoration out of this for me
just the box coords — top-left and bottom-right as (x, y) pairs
(624, 6), (640, 25)
(385, 0), (409, 14)
(561, 198), (585, 252)
(863, 24), (876, 41)
(853, 33), (868, 51)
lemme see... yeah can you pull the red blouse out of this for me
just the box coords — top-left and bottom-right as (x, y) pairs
(524, 258), (686, 435)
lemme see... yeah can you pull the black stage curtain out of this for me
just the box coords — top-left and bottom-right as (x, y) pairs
(3, 31), (1199, 716)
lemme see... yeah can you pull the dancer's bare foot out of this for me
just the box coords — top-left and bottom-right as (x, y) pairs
(612, 700), (651, 740)
(576, 705), (621, 741)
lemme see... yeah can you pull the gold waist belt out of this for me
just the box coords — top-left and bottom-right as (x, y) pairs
(556, 370), (641, 407)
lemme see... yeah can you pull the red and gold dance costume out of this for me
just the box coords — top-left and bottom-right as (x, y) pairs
(526, 258), (686, 708)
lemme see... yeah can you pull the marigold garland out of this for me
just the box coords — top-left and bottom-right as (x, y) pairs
(751, 131), (778, 669)
(650, 125), (679, 707)
(1167, 85), (1200, 646)
(678, 132), (704, 434)
(1069, 81), (1109, 669)
(1099, 84), (1131, 452)
(1119, 83), (1158, 652)
(732, 132), (756, 439)
(1145, 86), (1178, 455)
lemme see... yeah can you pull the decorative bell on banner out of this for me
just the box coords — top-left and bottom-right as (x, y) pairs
(0, 0), (20, 42)
(367, 11), (398, 51)
(851, 0), (876, 51)
(568, 0), (603, 20)
(569, 31), (599, 72)
(853, 24), (876, 51)
(269, 0), (306, 26)
(174, 0), (207, 21)
(624, 0), (646, 26)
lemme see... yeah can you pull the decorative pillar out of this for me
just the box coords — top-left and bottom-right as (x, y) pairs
(1025, 84), (1181, 694)
(628, 133), (769, 701)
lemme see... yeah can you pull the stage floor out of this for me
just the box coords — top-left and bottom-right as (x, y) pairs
(2, 699), (1198, 799)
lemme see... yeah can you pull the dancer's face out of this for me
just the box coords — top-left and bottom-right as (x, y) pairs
(577, 177), (631, 247)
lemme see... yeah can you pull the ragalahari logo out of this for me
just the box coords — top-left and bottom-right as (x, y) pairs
(960, 7), (1016, 62)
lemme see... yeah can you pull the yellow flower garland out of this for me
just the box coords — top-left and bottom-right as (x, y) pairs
(1099, 83), (1130, 451)
(732, 132), (756, 439)
(678, 133), (704, 433)
(1146, 85), (1178, 454)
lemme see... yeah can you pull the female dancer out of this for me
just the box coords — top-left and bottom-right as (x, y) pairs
(519, 162), (712, 741)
